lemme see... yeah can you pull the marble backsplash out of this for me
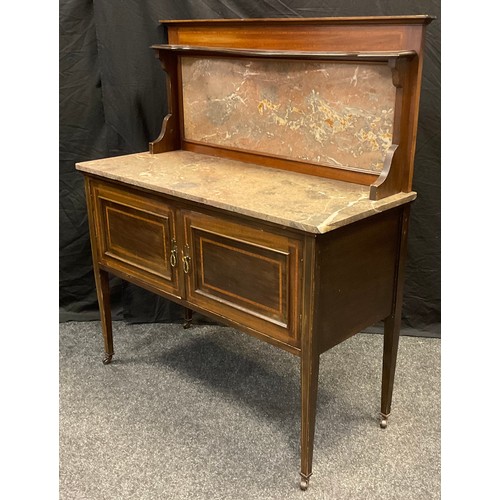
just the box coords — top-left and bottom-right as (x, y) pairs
(181, 56), (396, 172)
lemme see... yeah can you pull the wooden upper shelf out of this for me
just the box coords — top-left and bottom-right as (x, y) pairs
(159, 16), (434, 25)
(150, 44), (417, 62)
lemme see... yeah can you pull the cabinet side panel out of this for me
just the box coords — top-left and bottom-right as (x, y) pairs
(317, 207), (401, 353)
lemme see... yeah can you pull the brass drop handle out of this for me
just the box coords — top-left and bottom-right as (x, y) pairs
(182, 245), (191, 274)
(169, 239), (178, 268)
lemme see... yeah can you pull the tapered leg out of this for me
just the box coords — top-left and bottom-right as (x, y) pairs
(183, 307), (193, 329)
(380, 315), (400, 427)
(380, 205), (410, 428)
(95, 268), (114, 364)
(85, 178), (114, 365)
(300, 350), (320, 490)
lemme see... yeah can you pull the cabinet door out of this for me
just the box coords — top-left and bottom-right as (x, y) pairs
(90, 180), (181, 297)
(182, 211), (302, 348)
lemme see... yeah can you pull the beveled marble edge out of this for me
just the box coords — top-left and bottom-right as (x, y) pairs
(76, 151), (416, 234)
(316, 191), (416, 232)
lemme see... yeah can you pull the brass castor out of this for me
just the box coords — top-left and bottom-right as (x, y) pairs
(300, 473), (311, 491)
(102, 353), (113, 365)
(379, 412), (390, 429)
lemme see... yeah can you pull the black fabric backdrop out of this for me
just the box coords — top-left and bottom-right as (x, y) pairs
(60, 0), (441, 335)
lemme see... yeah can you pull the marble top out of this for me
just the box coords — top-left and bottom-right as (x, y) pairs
(76, 150), (415, 234)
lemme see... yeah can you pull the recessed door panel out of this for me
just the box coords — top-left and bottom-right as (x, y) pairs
(91, 180), (180, 296)
(183, 211), (301, 346)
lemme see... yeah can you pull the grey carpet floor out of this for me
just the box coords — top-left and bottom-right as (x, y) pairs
(60, 321), (440, 500)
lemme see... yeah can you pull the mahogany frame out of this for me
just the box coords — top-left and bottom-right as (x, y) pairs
(82, 16), (433, 492)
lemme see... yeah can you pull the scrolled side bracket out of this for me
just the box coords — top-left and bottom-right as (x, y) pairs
(369, 144), (403, 200)
(149, 114), (177, 154)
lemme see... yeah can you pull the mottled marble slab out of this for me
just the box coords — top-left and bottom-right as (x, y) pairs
(76, 150), (415, 234)
(182, 57), (395, 172)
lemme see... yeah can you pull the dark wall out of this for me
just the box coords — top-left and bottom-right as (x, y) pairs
(60, 0), (440, 335)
